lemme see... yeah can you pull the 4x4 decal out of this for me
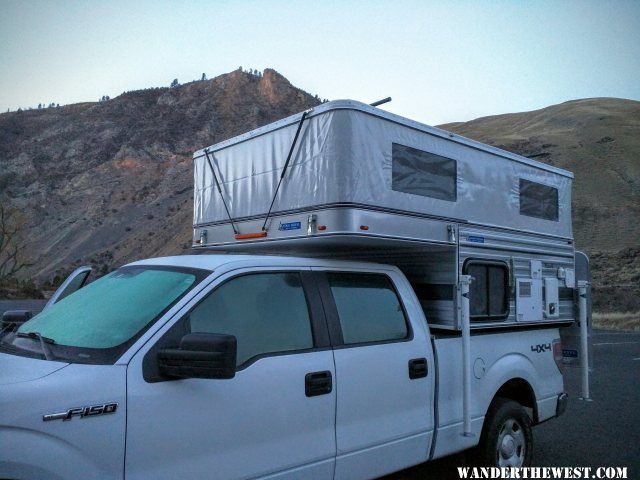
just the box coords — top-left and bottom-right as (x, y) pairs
(530, 343), (552, 354)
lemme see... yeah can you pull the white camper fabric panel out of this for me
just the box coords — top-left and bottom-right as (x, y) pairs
(194, 110), (343, 226)
(194, 104), (572, 239)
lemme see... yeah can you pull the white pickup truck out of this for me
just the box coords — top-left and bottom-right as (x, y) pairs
(0, 254), (567, 480)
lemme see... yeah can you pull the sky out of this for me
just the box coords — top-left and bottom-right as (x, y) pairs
(1, 0), (639, 125)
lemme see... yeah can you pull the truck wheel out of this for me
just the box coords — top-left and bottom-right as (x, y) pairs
(468, 397), (532, 467)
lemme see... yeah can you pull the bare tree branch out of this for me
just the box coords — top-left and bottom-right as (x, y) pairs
(0, 203), (34, 281)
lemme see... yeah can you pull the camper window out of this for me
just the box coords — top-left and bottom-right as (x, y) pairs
(519, 179), (559, 221)
(464, 260), (509, 321)
(392, 143), (457, 202)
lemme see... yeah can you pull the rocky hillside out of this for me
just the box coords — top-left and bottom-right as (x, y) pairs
(439, 98), (640, 311)
(0, 68), (319, 282)
(1, 75), (638, 311)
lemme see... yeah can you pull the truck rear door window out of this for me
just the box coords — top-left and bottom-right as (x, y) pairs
(326, 273), (408, 345)
(189, 272), (314, 366)
(392, 143), (457, 202)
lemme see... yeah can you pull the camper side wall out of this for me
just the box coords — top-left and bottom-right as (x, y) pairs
(456, 226), (575, 329)
(354, 225), (576, 331)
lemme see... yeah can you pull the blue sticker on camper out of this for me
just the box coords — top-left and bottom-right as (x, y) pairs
(468, 235), (485, 244)
(278, 222), (301, 231)
(562, 349), (578, 358)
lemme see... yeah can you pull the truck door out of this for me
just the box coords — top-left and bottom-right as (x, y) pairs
(125, 269), (336, 480)
(314, 269), (435, 480)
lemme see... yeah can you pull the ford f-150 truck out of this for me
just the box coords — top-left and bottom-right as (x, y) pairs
(1, 254), (567, 479)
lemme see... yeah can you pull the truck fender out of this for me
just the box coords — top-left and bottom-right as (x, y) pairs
(0, 427), (111, 480)
(478, 353), (539, 422)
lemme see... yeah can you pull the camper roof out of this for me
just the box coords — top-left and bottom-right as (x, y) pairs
(194, 99), (573, 180)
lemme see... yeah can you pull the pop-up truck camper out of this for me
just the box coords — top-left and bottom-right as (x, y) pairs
(1, 100), (591, 479)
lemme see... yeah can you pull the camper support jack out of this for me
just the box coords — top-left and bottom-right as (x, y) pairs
(578, 280), (591, 401)
(459, 275), (474, 437)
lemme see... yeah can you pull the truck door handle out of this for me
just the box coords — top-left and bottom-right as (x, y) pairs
(305, 371), (332, 397)
(408, 358), (428, 379)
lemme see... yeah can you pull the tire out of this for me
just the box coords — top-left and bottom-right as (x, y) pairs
(467, 397), (533, 467)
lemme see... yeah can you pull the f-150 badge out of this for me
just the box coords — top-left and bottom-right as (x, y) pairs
(43, 403), (118, 422)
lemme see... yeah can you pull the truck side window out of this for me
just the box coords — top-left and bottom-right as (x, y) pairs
(327, 273), (408, 345)
(464, 261), (509, 320)
(189, 272), (313, 366)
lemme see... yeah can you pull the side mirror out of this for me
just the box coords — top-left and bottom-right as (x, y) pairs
(2, 310), (33, 331)
(157, 333), (237, 380)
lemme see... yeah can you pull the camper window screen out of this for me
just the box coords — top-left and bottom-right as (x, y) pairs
(519, 179), (559, 221)
(392, 143), (457, 202)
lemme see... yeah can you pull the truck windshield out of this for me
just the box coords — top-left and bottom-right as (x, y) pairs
(1, 265), (208, 364)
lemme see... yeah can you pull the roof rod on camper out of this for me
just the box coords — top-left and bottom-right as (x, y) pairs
(261, 108), (312, 232)
(203, 148), (239, 235)
(370, 97), (392, 107)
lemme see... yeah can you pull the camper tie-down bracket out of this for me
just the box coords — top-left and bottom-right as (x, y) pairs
(260, 109), (312, 233)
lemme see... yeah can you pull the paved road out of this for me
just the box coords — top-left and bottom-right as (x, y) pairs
(2, 301), (638, 478)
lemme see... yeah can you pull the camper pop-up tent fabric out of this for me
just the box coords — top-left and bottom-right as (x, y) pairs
(193, 100), (573, 244)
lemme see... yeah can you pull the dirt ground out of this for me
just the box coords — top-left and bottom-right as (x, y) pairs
(592, 311), (640, 332)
